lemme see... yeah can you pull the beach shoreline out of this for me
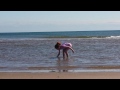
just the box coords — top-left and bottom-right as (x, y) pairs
(1, 72), (120, 79)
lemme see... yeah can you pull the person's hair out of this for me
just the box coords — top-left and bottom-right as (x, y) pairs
(55, 42), (61, 49)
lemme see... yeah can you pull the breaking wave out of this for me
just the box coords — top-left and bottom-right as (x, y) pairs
(106, 36), (120, 39)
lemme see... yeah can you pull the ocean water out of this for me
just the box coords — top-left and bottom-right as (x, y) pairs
(1, 30), (120, 72)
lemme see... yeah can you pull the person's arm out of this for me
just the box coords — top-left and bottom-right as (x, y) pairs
(69, 47), (74, 53)
(63, 46), (74, 53)
(57, 49), (60, 57)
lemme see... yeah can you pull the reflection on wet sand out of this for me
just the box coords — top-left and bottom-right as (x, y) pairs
(57, 57), (69, 72)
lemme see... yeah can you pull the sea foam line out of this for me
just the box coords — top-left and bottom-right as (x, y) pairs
(1, 69), (120, 73)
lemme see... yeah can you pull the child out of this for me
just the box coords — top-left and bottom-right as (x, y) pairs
(55, 42), (74, 58)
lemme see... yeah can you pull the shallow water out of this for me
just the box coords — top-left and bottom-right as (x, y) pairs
(0, 38), (120, 72)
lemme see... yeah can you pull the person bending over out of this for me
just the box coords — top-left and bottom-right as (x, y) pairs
(55, 42), (74, 58)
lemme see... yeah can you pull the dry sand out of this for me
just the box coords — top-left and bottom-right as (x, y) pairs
(0, 72), (120, 79)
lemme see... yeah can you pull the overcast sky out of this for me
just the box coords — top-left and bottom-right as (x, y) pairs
(0, 11), (120, 32)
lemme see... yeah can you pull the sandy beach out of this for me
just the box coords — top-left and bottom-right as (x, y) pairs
(0, 72), (120, 79)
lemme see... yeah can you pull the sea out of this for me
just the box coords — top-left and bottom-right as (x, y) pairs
(1, 30), (120, 73)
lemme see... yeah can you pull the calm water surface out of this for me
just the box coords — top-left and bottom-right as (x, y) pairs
(0, 38), (120, 72)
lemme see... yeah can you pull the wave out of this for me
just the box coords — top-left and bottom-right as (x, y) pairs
(0, 36), (120, 41)
(106, 36), (120, 39)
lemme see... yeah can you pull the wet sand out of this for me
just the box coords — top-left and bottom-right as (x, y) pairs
(1, 72), (120, 79)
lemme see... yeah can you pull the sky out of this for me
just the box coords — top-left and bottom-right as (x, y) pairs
(0, 11), (120, 32)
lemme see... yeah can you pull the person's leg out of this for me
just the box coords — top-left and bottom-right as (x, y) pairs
(63, 49), (65, 58)
(65, 49), (69, 57)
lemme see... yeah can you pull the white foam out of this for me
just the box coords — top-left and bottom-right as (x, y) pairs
(1, 69), (120, 73)
(106, 36), (120, 39)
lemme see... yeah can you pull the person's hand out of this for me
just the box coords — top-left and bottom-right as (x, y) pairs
(73, 50), (74, 53)
(72, 49), (74, 53)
